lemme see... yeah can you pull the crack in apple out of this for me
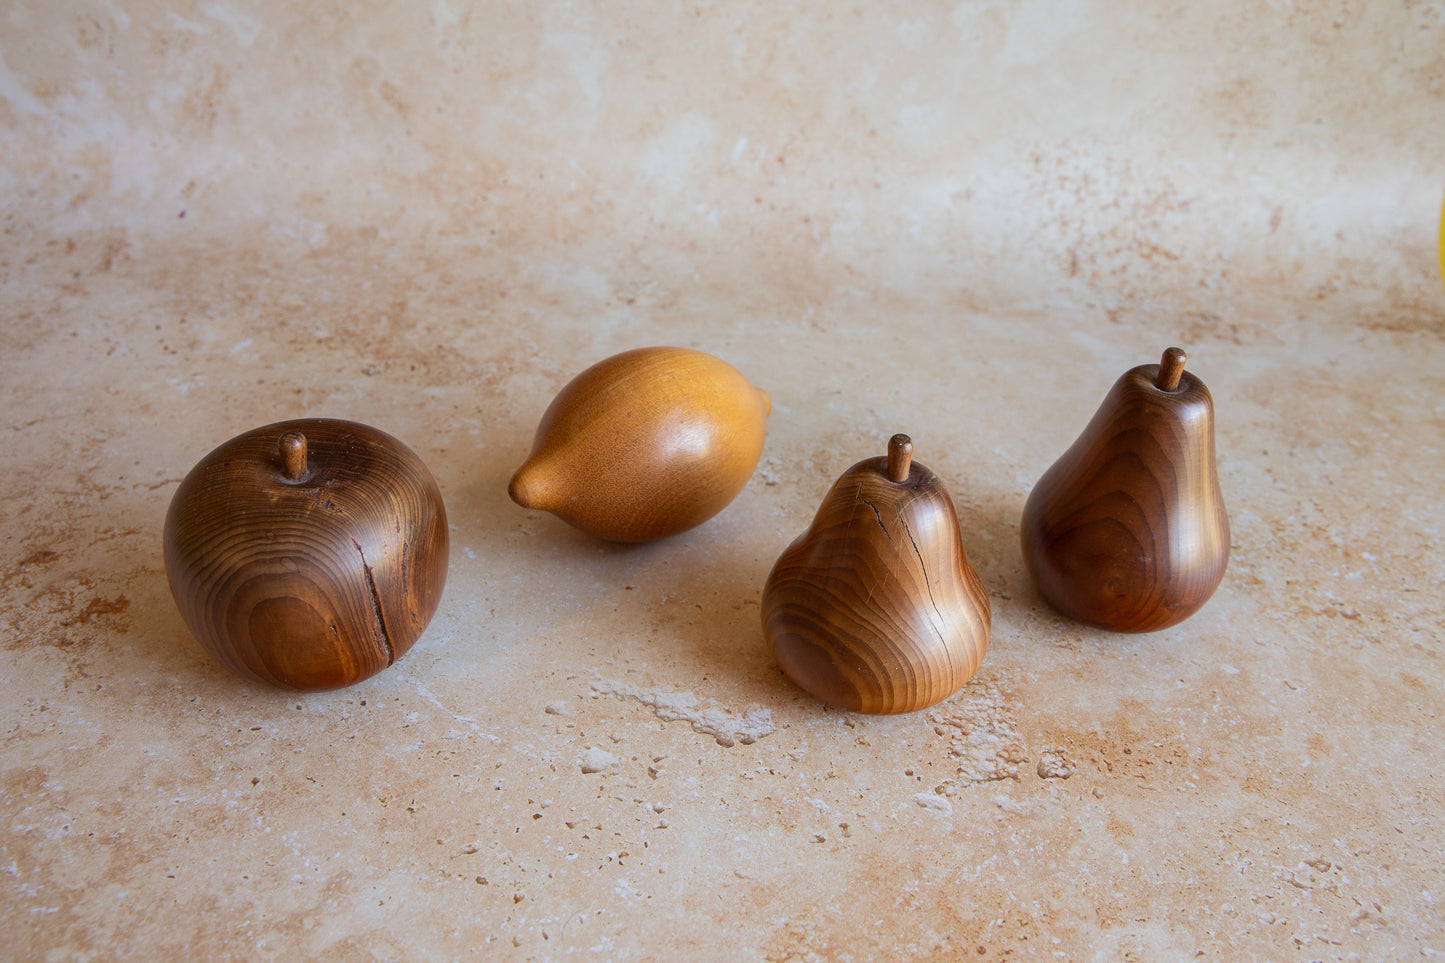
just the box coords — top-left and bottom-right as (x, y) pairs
(352, 538), (396, 665)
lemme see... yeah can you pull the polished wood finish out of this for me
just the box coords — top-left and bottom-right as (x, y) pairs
(1020, 348), (1229, 632)
(279, 430), (308, 481)
(509, 346), (771, 542)
(1156, 346), (1187, 392)
(886, 434), (912, 483)
(762, 435), (991, 714)
(164, 419), (449, 690)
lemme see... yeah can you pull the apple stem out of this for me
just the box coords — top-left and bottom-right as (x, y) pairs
(1157, 347), (1187, 391)
(280, 431), (308, 481)
(887, 434), (913, 483)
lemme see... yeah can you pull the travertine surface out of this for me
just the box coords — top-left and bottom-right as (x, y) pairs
(2, 2), (1442, 960)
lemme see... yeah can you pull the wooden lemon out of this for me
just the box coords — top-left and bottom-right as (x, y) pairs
(508, 347), (771, 542)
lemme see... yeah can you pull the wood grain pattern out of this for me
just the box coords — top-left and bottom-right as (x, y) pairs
(508, 346), (771, 542)
(1020, 349), (1229, 632)
(164, 419), (449, 690)
(762, 435), (991, 714)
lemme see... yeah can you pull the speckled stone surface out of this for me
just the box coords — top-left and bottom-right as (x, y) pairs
(3, 2), (1443, 960)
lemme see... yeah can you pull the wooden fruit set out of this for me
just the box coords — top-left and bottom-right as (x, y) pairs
(164, 346), (1228, 709)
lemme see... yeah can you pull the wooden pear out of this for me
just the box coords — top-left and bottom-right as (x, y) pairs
(762, 435), (991, 714)
(1020, 348), (1229, 632)
(509, 347), (770, 542)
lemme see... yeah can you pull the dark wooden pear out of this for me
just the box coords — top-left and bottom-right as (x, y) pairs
(1020, 348), (1229, 632)
(762, 435), (991, 714)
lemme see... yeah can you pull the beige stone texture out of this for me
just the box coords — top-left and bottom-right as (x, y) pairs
(2, 1), (1443, 959)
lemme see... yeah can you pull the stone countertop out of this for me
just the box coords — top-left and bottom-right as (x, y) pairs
(3, 2), (1443, 959)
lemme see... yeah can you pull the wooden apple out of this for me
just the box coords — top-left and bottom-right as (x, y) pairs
(164, 419), (449, 690)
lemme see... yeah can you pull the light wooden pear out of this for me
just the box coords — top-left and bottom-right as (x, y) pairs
(762, 435), (991, 714)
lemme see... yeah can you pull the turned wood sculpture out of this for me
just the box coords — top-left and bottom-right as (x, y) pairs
(762, 434), (991, 714)
(1020, 348), (1229, 632)
(164, 419), (449, 690)
(509, 346), (771, 542)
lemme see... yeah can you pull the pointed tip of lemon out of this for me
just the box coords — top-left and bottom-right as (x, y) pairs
(508, 462), (551, 510)
(757, 388), (772, 417)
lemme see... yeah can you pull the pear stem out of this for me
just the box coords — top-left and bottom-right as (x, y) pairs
(887, 434), (913, 483)
(1156, 347), (1187, 391)
(279, 431), (308, 481)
